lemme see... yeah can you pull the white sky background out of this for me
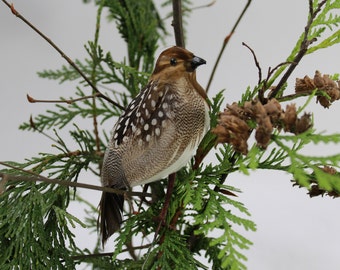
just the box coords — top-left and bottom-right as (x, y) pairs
(1, 1), (340, 269)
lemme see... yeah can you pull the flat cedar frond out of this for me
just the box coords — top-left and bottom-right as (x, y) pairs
(0, 183), (80, 269)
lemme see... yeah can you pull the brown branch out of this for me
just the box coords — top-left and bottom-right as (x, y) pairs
(164, 1), (216, 20)
(242, 42), (264, 101)
(268, 0), (327, 99)
(91, 4), (105, 153)
(70, 244), (152, 261)
(276, 89), (322, 102)
(242, 42), (262, 85)
(27, 93), (101, 104)
(172, 0), (185, 48)
(0, 162), (151, 197)
(206, 0), (252, 93)
(192, 0), (216, 10)
(266, 61), (293, 83)
(92, 94), (101, 152)
(2, 0), (124, 111)
(28, 115), (60, 143)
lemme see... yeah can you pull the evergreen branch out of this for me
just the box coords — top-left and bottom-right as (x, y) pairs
(0, 161), (151, 197)
(20, 88), (121, 132)
(1, 183), (77, 268)
(206, 0), (252, 93)
(271, 133), (340, 191)
(269, 0), (327, 98)
(70, 243), (153, 261)
(276, 89), (320, 102)
(103, 0), (165, 72)
(28, 115), (60, 144)
(2, 0), (124, 110)
(307, 29), (340, 54)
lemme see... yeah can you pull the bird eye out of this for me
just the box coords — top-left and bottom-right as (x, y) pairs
(170, 58), (177, 66)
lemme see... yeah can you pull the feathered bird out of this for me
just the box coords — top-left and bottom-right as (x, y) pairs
(99, 46), (210, 244)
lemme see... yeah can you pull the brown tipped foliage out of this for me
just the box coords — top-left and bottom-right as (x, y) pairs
(293, 166), (340, 198)
(295, 70), (340, 108)
(212, 99), (312, 154)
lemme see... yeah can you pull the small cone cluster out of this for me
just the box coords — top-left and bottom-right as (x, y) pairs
(212, 99), (312, 154)
(296, 70), (340, 108)
(307, 166), (339, 198)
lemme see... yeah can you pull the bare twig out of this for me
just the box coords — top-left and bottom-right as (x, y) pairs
(265, 61), (293, 83)
(242, 42), (266, 102)
(242, 42), (262, 85)
(70, 243), (152, 261)
(164, 1), (216, 20)
(172, 0), (185, 48)
(0, 162), (151, 197)
(206, 0), (252, 93)
(192, 0), (216, 10)
(28, 115), (60, 143)
(27, 93), (101, 104)
(2, 0), (124, 111)
(91, 3), (105, 153)
(268, 0), (327, 99)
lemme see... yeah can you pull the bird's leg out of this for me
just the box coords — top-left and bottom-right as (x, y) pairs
(155, 173), (176, 237)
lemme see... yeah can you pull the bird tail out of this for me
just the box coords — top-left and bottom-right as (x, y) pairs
(98, 190), (124, 246)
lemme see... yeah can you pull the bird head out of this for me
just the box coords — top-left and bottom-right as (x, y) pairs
(152, 46), (206, 77)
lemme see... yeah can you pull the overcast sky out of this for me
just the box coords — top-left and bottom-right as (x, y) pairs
(1, 1), (340, 269)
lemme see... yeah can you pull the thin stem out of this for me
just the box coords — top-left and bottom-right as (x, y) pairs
(70, 243), (152, 261)
(277, 89), (322, 103)
(27, 93), (101, 104)
(2, 0), (124, 110)
(0, 162), (151, 197)
(265, 61), (293, 84)
(206, 0), (252, 93)
(28, 115), (60, 143)
(242, 42), (262, 85)
(172, 0), (185, 48)
(164, 0), (216, 19)
(91, 3), (105, 153)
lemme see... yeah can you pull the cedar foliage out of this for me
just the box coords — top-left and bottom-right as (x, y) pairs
(1, 0), (340, 269)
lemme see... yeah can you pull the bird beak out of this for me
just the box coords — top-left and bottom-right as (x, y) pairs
(191, 56), (206, 70)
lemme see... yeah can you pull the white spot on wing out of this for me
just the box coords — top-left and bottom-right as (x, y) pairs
(136, 128), (141, 136)
(151, 100), (156, 108)
(155, 127), (161, 136)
